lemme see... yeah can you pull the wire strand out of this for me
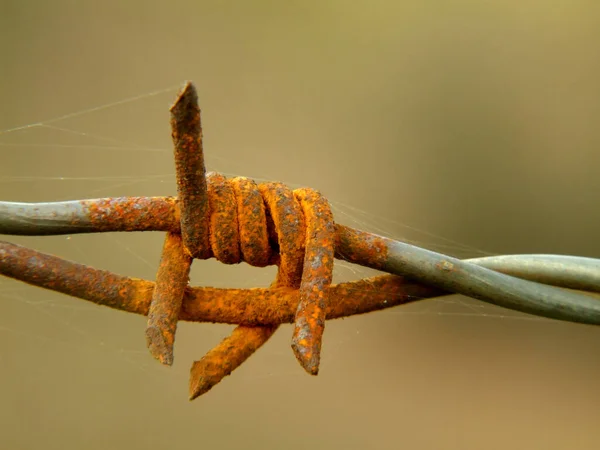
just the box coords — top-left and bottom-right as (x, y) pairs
(1, 198), (599, 324)
(1, 81), (598, 401)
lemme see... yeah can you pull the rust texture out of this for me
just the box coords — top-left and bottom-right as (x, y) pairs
(258, 182), (305, 286)
(334, 224), (389, 271)
(0, 81), (447, 400)
(86, 197), (180, 232)
(189, 325), (278, 400)
(188, 178), (306, 398)
(0, 240), (154, 316)
(230, 177), (271, 267)
(146, 232), (192, 365)
(206, 172), (241, 264)
(168, 82), (345, 394)
(1, 236), (450, 400)
(291, 188), (335, 375)
(170, 81), (210, 259)
(0, 240), (442, 325)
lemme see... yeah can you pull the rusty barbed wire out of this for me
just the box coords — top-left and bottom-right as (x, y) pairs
(1, 81), (599, 400)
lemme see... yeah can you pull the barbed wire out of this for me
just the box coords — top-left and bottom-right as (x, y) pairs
(1, 81), (598, 400)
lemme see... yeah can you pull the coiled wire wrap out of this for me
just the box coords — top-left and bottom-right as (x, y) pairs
(1, 81), (598, 400)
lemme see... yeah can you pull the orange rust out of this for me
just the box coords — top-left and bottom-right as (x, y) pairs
(206, 172), (241, 264)
(154, 84), (340, 395)
(2, 180), (392, 397)
(0, 240), (155, 316)
(146, 233), (192, 365)
(170, 82), (211, 259)
(181, 275), (438, 324)
(182, 275), (438, 323)
(230, 177), (271, 267)
(334, 224), (389, 271)
(86, 197), (179, 232)
(189, 325), (277, 400)
(1, 240), (441, 325)
(1, 173), (398, 399)
(258, 182), (305, 287)
(0, 81), (446, 400)
(291, 188), (335, 375)
(187, 181), (307, 398)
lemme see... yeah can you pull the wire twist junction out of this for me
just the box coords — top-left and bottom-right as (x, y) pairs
(1, 81), (599, 400)
(145, 82), (337, 396)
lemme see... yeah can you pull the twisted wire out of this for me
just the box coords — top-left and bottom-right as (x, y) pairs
(150, 82), (335, 395)
(1, 81), (599, 400)
(3, 199), (598, 323)
(2, 241), (599, 324)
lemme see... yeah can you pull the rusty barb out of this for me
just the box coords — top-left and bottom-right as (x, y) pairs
(1, 82), (600, 401)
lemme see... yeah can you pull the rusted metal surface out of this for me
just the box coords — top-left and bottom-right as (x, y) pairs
(334, 224), (388, 271)
(0, 80), (510, 399)
(0, 197), (179, 236)
(87, 197), (180, 233)
(189, 325), (278, 400)
(3, 81), (598, 401)
(0, 240), (440, 324)
(5, 239), (597, 324)
(170, 81), (210, 259)
(292, 188), (335, 375)
(230, 177), (271, 267)
(188, 177), (307, 397)
(146, 233), (192, 365)
(206, 172), (241, 264)
(0, 240), (154, 315)
(259, 182), (305, 286)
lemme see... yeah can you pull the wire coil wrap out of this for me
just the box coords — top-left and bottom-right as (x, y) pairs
(1, 81), (599, 401)
(144, 81), (334, 395)
(180, 172), (335, 395)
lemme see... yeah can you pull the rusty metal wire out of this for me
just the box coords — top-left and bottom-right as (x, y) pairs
(1, 81), (599, 400)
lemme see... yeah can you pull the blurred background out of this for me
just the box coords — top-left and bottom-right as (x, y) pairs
(1, 1), (599, 449)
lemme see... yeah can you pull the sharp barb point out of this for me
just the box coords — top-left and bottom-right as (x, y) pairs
(146, 326), (174, 366)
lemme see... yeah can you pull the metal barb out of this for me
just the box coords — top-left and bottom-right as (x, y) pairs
(146, 232), (192, 365)
(170, 81), (210, 259)
(1, 81), (599, 401)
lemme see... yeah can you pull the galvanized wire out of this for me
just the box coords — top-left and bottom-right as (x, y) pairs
(1, 198), (599, 325)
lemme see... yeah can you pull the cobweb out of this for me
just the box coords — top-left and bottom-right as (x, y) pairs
(0, 85), (550, 385)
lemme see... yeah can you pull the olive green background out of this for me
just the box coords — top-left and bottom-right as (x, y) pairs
(1, 1), (599, 449)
